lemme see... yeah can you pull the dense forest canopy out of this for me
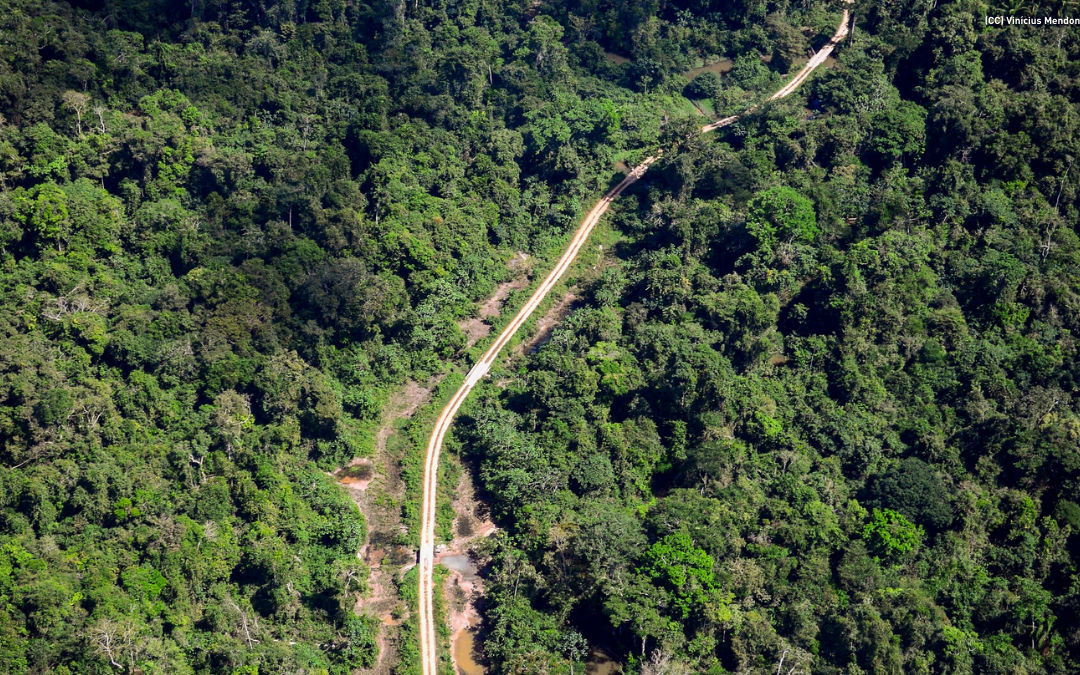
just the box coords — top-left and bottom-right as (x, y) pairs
(0, 0), (1078, 674)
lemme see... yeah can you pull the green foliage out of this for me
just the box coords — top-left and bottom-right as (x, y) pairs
(33, 388), (71, 427)
(687, 72), (723, 100)
(766, 14), (810, 74)
(862, 508), (923, 559)
(335, 614), (379, 671)
(1054, 500), (1080, 531)
(746, 185), (818, 248)
(729, 54), (780, 92)
(453, 2), (1080, 672)
(869, 457), (953, 530)
(18, 182), (69, 250)
(1, 0), (1080, 673)
(637, 532), (719, 620)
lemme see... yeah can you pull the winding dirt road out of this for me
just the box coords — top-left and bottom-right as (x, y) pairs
(417, 6), (852, 674)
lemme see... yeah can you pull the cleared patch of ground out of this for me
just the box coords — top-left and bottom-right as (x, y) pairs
(348, 378), (439, 674)
(517, 291), (580, 355)
(440, 466), (497, 675)
(458, 275), (531, 348)
(458, 255), (533, 348)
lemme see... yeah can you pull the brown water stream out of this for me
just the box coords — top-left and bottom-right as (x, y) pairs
(585, 646), (620, 674)
(685, 58), (733, 79)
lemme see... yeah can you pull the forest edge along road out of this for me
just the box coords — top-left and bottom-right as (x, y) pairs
(418, 158), (656, 675)
(418, 5), (853, 675)
(418, 7), (855, 674)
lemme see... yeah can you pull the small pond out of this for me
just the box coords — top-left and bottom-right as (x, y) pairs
(453, 629), (485, 675)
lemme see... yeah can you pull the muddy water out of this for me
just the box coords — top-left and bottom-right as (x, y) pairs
(604, 52), (630, 65)
(790, 54), (838, 69)
(440, 555), (478, 580)
(445, 555), (484, 674)
(451, 619), (617, 675)
(337, 460), (374, 489)
(685, 58), (733, 80)
(453, 628), (485, 675)
(585, 646), (620, 674)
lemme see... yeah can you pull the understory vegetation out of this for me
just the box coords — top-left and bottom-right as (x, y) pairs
(0, 0), (1078, 674)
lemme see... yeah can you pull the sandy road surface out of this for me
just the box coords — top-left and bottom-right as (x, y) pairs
(417, 6), (852, 674)
(701, 5), (852, 133)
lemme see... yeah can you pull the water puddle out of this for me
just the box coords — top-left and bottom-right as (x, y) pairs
(337, 460), (374, 490)
(604, 52), (630, 65)
(453, 628), (485, 675)
(440, 554), (479, 580)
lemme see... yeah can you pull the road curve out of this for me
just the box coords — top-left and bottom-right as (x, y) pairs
(417, 7), (852, 674)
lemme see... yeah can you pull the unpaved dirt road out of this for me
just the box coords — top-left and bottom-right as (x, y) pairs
(417, 158), (655, 674)
(417, 7), (853, 675)
(701, 4), (853, 133)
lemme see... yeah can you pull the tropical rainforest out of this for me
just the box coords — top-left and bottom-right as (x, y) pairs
(0, 0), (1078, 674)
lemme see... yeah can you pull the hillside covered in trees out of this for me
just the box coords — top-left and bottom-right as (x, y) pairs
(0, 0), (1079, 674)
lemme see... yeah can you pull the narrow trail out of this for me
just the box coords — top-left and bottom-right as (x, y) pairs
(417, 6), (853, 674)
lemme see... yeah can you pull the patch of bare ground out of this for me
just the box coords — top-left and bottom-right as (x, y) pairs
(336, 378), (440, 675)
(458, 257), (533, 348)
(517, 291), (580, 355)
(377, 380), (435, 456)
(449, 462), (497, 551)
(458, 319), (492, 349)
(768, 353), (789, 366)
(356, 562), (400, 675)
(343, 261), (539, 673)
(439, 465), (498, 675)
